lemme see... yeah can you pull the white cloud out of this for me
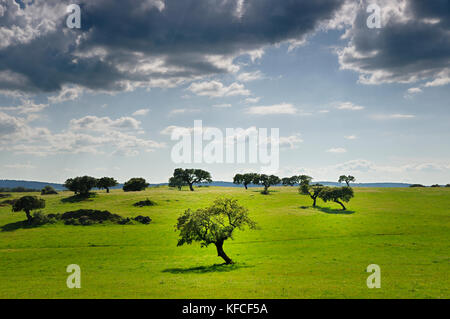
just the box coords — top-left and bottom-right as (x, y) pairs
(424, 68), (450, 87)
(237, 71), (264, 82)
(69, 116), (142, 131)
(243, 97), (261, 104)
(326, 147), (347, 153)
(245, 103), (297, 115)
(4, 163), (35, 169)
(132, 108), (150, 116)
(188, 81), (251, 97)
(372, 113), (416, 120)
(407, 87), (422, 94)
(344, 135), (357, 140)
(212, 103), (232, 108)
(336, 102), (364, 111)
(0, 99), (48, 114)
(169, 108), (200, 116)
(48, 86), (83, 104)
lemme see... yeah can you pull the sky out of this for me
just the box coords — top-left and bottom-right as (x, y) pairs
(0, 0), (449, 185)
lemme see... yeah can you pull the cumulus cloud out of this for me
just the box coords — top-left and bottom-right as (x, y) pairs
(237, 71), (264, 82)
(336, 102), (364, 111)
(69, 116), (142, 131)
(0, 0), (343, 94)
(0, 99), (48, 114)
(132, 108), (150, 116)
(245, 103), (297, 115)
(335, 0), (450, 86)
(48, 86), (83, 104)
(0, 113), (164, 156)
(326, 147), (347, 153)
(372, 113), (416, 120)
(187, 81), (250, 97)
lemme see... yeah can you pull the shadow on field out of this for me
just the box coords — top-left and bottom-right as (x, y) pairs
(162, 263), (252, 274)
(1, 220), (40, 232)
(61, 193), (96, 203)
(316, 206), (355, 215)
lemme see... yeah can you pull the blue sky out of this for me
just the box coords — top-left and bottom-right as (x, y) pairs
(0, 0), (449, 184)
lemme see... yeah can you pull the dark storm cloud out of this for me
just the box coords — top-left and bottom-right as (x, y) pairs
(338, 0), (450, 84)
(0, 0), (342, 93)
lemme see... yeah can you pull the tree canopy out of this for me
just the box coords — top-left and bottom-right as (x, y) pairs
(172, 168), (212, 191)
(175, 197), (256, 264)
(64, 176), (98, 195)
(298, 175), (323, 207)
(123, 178), (149, 192)
(338, 175), (356, 187)
(97, 177), (118, 193)
(282, 176), (300, 186)
(319, 186), (354, 210)
(41, 185), (58, 195)
(233, 173), (258, 189)
(12, 196), (45, 223)
(253, 174), (281, 194)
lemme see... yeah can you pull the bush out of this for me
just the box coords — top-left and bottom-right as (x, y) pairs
(123, 178), (149, 192)
(133, 199), (156, 207)
(430, 184), (441, 188)
(0, 194), (11, 199)
(30, 211), (56, 225)
(41, 185), (58, 195)
(134, 215), (152, 224)
(410, 184), (425, 187)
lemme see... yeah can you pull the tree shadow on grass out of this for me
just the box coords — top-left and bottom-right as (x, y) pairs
(316, 206), (355, 215)
(61, 193), (97, 203)
(1, 220), (41, 232)
(162, 263), (252, 274)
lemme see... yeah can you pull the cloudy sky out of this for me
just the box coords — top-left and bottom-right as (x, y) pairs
(0, 0), (449, 184)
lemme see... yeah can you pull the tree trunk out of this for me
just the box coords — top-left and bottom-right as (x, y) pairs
(244, 184), (248, 190)
(25, 210), (32, 223)
(189, 183), (194, 191)
(346, 181), (350, 187)
(106, 188), (110, 193)
(215, 241), (233, 264)
(312, 196), (317, 207)
(335, 200), (346, 210)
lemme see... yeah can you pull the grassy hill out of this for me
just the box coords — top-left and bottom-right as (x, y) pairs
(0, 186), (448, 298)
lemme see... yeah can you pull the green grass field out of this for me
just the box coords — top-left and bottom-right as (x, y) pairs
(0, 186), (448, 298)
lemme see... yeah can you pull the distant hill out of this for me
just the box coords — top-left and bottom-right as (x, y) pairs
(0, 179), (419, 191)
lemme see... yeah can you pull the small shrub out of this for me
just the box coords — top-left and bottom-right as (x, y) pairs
(133, 199), (156, 207)
(30, 211), (50, 225)
(134, 215), (152, 224)
(41, 186), (58, 195)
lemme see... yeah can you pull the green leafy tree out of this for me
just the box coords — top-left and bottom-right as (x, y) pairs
(123, 178), (149, 192)
(298, 175), (324, 207)
(319, 186), (354, 210)
(338, 175), (356, 187)
(446, 184), (450, 187)
(41, 185), (58, 195)
(97, 177), (118, 193)
(282, 176), (300, 186)
(430, 184), (441, 188)
(12, 196), (45, 223)
(172, 168), (212, 191)
(175, 198), (256, 264)
(169, 176), (187, 190)
(253, 174), (281, 194)
(233, 173), (257, 189)
(64, 176), (98, 195)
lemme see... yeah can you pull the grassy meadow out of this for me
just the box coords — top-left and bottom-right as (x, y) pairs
(0, 186), (448, 299)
